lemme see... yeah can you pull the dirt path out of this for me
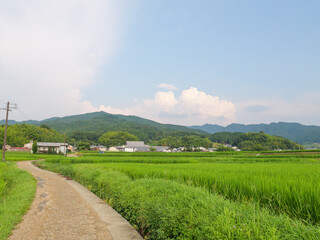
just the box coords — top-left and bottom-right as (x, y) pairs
(10, 161), (142, 240)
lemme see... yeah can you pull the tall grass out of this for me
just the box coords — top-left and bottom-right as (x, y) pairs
(0, 163), (8, 195)
(84, 162), (319, 224)
(41, 163), (320, 239)
(0, 163), (36, 239)
(38, 162), (320, 239)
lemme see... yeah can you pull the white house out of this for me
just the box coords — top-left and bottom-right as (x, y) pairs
(90, 145), (107, 152)
(125, 141), (150, 152)
(37, 142), (68, 154)
(108, 146), (121, 152)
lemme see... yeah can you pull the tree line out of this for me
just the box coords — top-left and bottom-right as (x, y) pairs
(0, 123), (303, 151)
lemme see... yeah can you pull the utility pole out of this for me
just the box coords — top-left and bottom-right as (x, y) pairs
(64, 133), (66, 157)
(2, 102), (17, 162)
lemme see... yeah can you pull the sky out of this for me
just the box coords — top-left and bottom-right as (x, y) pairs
(0, 0), (319, 126)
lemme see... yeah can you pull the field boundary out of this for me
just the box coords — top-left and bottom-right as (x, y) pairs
(64, 174), (143, 240)
(13, 161), (142, 240)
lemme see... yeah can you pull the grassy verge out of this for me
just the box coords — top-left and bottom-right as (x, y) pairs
(86, 162), (320, 224)
(0, 162), (36, 240)
(39, 162), (320, 240)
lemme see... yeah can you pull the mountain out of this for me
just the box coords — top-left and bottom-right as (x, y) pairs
(1, 112), (205, 142)
(2, 112), (320, 145)
(190, 122), (320, 144)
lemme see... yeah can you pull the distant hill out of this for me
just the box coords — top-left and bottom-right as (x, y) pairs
(2, 112), (320, 145)
(190, 122), (320, 144)
(1, 112), (204, 142)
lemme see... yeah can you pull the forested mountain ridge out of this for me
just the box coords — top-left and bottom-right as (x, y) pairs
(1, 112), (204, 142)
(0, 112), (304, 151)
(2, 112), (319, 146)
(190, 122), (320, 144)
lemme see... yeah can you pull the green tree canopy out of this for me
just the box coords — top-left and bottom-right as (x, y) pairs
(77, 141), (90, 150)
(157, 135), (213, 148)
(210, 132), (303, 151)
(98, 131), (138, 147)
(0, 123), (64, 147)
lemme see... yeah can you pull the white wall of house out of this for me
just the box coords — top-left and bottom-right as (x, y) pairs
(124, 147), (136, 152)
(108, 147), (119, 152)
(59, 146), (66, 154)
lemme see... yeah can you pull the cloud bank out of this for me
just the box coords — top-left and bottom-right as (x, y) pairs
(98, 87), (236, 125)
(236, 91), (320, 125)
(0, 0), (125, 120)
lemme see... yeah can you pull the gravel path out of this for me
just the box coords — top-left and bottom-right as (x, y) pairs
(10, 161), (142, 240)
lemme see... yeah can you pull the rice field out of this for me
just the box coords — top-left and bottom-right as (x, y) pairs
(39, 151), (320, 239)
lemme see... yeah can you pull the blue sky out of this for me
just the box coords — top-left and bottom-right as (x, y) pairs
(0, 0), (319, 126)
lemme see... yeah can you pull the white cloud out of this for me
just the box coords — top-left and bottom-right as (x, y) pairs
(157, 83), (179, 91)
(236, 92), (320, 125)
(0, 0), (126, 120)
(98, 87), (236, 125)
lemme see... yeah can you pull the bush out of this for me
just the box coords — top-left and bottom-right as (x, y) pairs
(32, 141), (37, 154)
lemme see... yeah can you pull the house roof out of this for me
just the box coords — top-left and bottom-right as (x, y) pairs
(37, 142), (68, 147)
(132, 146), (151, 152)
(10, 147), (30, 150)
(126, 141), (146, 147)
(152, 146), (170, 152)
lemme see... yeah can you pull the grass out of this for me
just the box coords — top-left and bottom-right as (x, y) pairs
(0, 150), (64, 162)
(0, 162), (36, 240)
(44, 151), (320, 224)
(2, 150), (319, 239)
(38, 162), (320, 239)
(91, 162), (319, 224)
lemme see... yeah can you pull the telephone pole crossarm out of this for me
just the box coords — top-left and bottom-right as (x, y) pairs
(2, 102), (17, 162)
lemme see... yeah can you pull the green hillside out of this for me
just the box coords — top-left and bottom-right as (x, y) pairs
(191, 122), (320, 144)
(1, 112), (204, 143)
(209, 132), (303, 151)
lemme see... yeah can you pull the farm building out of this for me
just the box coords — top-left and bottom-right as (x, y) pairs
(4, 145), (31, 152)
(90, 145), (107, 152)
(108, 146), (122, 152)
(125, 141), (150, 152)
(37, 142), (68, 154)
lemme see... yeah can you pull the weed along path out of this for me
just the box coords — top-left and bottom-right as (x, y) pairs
(10, 161), (142, 240)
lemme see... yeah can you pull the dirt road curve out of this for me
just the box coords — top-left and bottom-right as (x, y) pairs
(10, 161), (142, 240)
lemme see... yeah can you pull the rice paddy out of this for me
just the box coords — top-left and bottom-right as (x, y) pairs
(39, 150), (320, 239)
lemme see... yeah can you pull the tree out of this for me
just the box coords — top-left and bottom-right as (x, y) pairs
(98, 131), (138, 147)
(77, 141), (90, 151)
(149, 147), (156, 152)
(32, 141), (38, 154)
(40, 124), (51, 130)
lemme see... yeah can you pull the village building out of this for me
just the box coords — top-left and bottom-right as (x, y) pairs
(4, 144), (30, 152)
(108, 146), (122, 152)
(24, 141), (33, 149)
(37, 142), (68, 154)
(90, 145), (107, 152)
(125, 141), (150, 152)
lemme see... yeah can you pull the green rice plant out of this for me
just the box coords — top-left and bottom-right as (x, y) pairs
(67, 161), (320, 224)
(38, 162), (320, 240)
(1, 151), (63, 162)
(46, 156), (197, 164)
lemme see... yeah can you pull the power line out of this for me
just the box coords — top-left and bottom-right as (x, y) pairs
(2, 102), (17, 162)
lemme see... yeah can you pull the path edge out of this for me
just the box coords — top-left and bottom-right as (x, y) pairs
(30, 161), (143, 240)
